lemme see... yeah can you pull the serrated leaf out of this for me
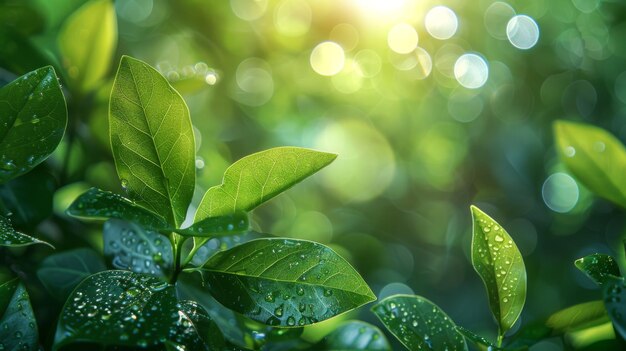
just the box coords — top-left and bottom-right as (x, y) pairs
(554, 120), (626, 208)
(0, 278), (38, 351)
(177, 211), (249, 237)
(0, 214), (53, 248)
(37, 248), (106, 301)
(372, 294), (467, 351)
(602, 276), (626, 340)
(53, 270), (208, 350)
(110, 56), (195, 228)
(575, 254), (621, 286)
(67, 187), (169, 231)
(58, 0), (116, 92)
(316, 320), (391, 351)
(194, 147), (336, 221)
(546, 300), (609, 334)
(0, 66), (67, 183)
(470, 205), (526, 334)
(193, 238), (375, 327)
(103, 219), (173, 278)
(0, 167), (55, 228)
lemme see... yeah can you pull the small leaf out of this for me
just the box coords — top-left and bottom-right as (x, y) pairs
(177, 211), (249, 237)
(0, 66), (67, 183)
(37, 248), (106, 301)
(67, 187), (169, 231)
(194, 238), (375, 327)
(0, 278), (39, 351)
(0, 215), (53, 248)
(110, 56), (195, 228)
(371, 294), (467, 351)
(602, 276), (626, 340)
(575, 254), (621, 286)
(58, 0), (117, 92)
(546, 300), (609, 334)
(103, 219), (173, 278)
(194, 147), (336, 221)
(554, 120), (626, 208)
(316, 320), (392, 351)
(456, 326), (499, 350)
(0, 167), (55, 228)
(470, 205), (526, 334)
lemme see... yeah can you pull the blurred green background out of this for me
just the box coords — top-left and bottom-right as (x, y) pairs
(2, 0), (625, 348)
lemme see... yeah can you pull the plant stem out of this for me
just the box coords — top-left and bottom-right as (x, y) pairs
(496, 330), (504, 348)
(181, 238), (207, 268)
(169, 233), (186, 284)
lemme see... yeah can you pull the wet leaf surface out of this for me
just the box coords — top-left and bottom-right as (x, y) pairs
(0, 278), (38, 351)
(177, 211), (249, 238)
(315, 320), (391, 350)
(575, 254), (621, 286)
(602, 276), (626, 340)
(0, 214), (53, 248)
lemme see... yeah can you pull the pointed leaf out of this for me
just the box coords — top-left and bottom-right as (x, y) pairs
(470, 205), (526, 334)
(575, 254), (621, 286)
(546, 300), (609, 334)
(316, 320), (392, 351)
(177, 211), (249, 237)
(194, 147), (336, 221)
(0, 214), (53, 248)
(110, 56), (195, 227)
(456, 326), (499, 350)
(0, 66), (67, 183)
(602, 276), (626, 340)
(0, 279), (38, 351)
(103, 219), (173, 278)
(371, 294), (467, 351)
(194, 238), (375, 327)
(58, 0), (117, 92)
(67, 187), (169, 231)
(37, 248), (106, 301)
(554, 120), (626, 208)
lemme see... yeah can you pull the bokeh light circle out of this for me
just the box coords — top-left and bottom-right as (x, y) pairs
(387, 23), (418, 54)
(274, 0), (312, 37)
(484, 2), (516, 40)
(425, 6), (458, 40)
(355, 49), (382, 77)
(542, 172), (579, 213)
(310, 41), (345, 76)
(454, 53), (489, 89)
(506, 15), (540, 50)
(230, 0), (268, 21)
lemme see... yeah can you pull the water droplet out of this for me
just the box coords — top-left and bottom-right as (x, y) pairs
(494, 235), (504, 242)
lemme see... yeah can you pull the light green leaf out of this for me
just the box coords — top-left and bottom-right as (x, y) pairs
(546, 300), (609, 334)
(602, 276), (626, 340)
(103, 219), (173, 278)
(194, 147), (336, 221)
(371, 294), (467, 351)
(67, 187), (169, 231)
(0, 66), (67, 183)
(193, 238), (375, 327)
(575, 254), (621, 286)
(110, 55), (195, 228)
(37, 248), (106, 301)
(0, 214), (53, 248)
(554, 120), (626, 208)
(0, 278), (39, 351)
(58, 0), (117, 92)
(316, 320), (392, 351)
(470, 205), (526, 334)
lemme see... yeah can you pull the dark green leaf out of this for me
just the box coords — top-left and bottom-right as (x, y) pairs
(67, 187), (169, 231)
(470, 205), (526, 334)
(110, 56), (195, 228)
(0, 214), (53, 248)
(602, 276), (626, 340)
(0, 278), (38, 351)
(0, 28), (54, 76)
(0, 1), (45, 35)
(193, 238), (375, 327)
(188, 231), (267, 267)
(316, 320), (391, 351)
(546, 300), (609, 334)
(575, 254), (621, 286)
(456, 326), (498, 350)
(58, 0), (117, 92)
(37, 248), (106, 301)
(103, 219), (173, 278)
(177, 211), (249, 237)
(0, 66), (67, 183)
(554, 120), (626, 208)
(0, 167), (55, 228)
(371, 294), (467, 351)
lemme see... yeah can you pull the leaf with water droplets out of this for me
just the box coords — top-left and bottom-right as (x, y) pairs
(372, 294), (467, 351)
(67, 187), (170, 231)
(0, 214), (53, 248)
(0, 278), (39, 351)
(188, 231), (268, 267)
(0, 66), (67, 183)
(193, 238), (375, 327)
(575, 254), (621, 286)
(37, 248), (106, 301)
(58, 0), (116, 92)
(315, 320), (391, 350)
(602, 276), (626, 340)
(0, 167), (55, 229)
(554, 120), (626, 209)
(53, 270), (208, 350)
(456, 326), (498, 350)
(103, 219), (173, 278)
(110, 56), (195, 228)
(470, 205), (526, 335)
(177, 211), (249, 238)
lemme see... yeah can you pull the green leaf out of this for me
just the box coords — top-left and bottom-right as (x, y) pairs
(194, 147), (336, 221)
(58, 0), (117, 92)
(188, 231), (268, 267)
(67, 187), (169, 231)
(0, 66), (67, 183)
(554, 120), (626, 208)
(103, 219), (173, 278)
(575, 254), (621, 286)
(177, 211), (249, 237)
(193, 238), (375, 327)
(546, 300), (609, 334)
(470, 205), (526, 334)
(0, 278), (39, 351)
(602, 276), (626, 340)
(0, 167), (55, 228)
(110, 55), (195, 228)
(456, 326), (499, 350)
(0, 214), (53, 248)
(316, 320), (392, 351)
(371, 294), (467, 351)
(37, 248), (106, 301)
(53, 270), (208, 350)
